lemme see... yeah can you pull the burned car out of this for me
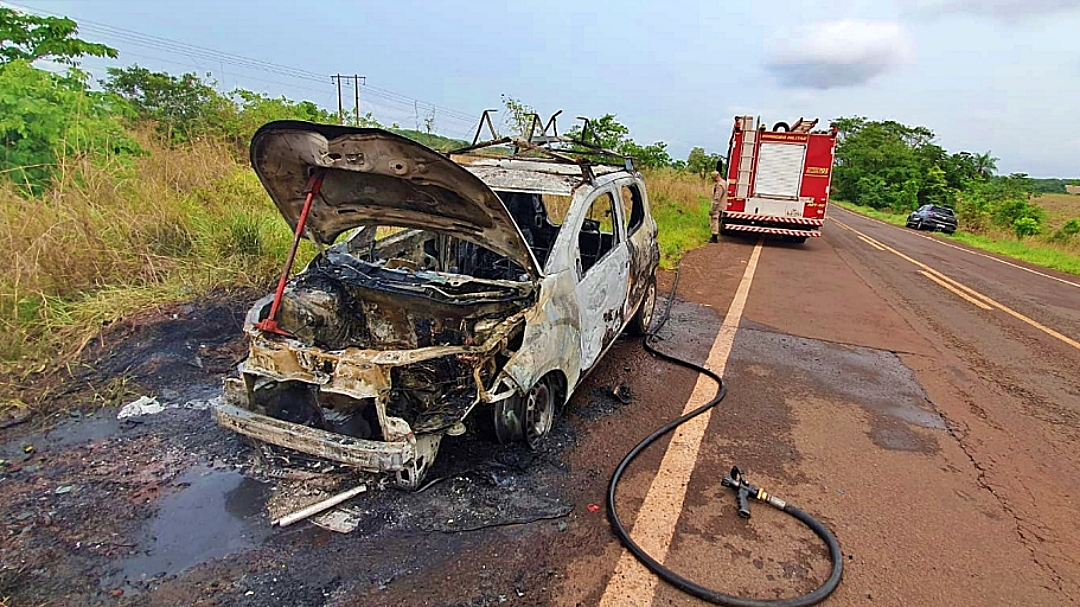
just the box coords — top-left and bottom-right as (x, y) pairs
(212, 119), (659, 488)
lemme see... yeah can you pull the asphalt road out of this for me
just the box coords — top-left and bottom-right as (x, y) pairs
(2, 206), (1079, 606)
(553, 206), (1080, 607)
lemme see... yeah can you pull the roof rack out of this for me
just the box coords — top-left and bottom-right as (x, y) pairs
(447, 110), (635, 181)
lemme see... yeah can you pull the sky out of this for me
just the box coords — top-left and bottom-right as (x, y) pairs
(7, 0), (1080, 177)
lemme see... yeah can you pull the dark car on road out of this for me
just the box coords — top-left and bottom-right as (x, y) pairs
(906, 205), (958, 234)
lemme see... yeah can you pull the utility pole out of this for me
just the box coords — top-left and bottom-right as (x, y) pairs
(331, 74), (344, 125)
(332, 75), (366, 126)
(354, 74), (362, 126)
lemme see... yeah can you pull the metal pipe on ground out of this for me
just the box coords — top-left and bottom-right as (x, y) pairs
(272, 484), (368, 528)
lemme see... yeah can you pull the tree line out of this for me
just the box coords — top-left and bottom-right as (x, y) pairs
(831, 117), (1077, 241)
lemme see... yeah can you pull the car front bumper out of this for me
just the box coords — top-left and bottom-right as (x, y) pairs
(212, 378), (441, 486)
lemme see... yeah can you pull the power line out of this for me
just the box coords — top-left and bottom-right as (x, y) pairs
(6, 1), (482, 129)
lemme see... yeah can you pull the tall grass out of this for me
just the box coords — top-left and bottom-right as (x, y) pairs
(0, 131), (304, 378)
(642, 168), (712, 268)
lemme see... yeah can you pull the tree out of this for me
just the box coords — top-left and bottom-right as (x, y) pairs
(687, 147), (708, 178)
(832, 117), (955, 211)
(0, 8), (117, 66)
(569, 114), (630, 150)
(620, 140), (672, 169)
(973, 152), (998, 178)
(944, 151), (979, 189)
(500, 94), (536, 137)
(686, 147), (724, 179)
(423, 108), (436, 135)
(102, 66), (232, 142)
(225, 89), (339, 143)
(0, 60), (139, 195)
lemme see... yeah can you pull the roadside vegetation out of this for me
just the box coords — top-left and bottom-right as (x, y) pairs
(0, 8), (712, 406)
(832, 117), (1080, 275)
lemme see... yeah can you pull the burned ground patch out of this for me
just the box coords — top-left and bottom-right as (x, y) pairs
(0, 291), (601, 605)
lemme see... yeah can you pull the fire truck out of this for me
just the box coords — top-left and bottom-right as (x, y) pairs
(721, 116), (837, 243)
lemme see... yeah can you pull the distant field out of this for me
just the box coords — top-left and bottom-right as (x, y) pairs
(1037, 193), (1080, 231)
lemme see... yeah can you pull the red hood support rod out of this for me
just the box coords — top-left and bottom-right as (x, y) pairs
(255, 170), (325, 336)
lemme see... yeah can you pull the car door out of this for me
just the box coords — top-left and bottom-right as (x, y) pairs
(573, 187), (630, 371)
(616, 177), (657, 321)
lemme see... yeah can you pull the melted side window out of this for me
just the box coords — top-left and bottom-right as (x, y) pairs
(619, 183), (645, 234)
(578, 192), (619, 275)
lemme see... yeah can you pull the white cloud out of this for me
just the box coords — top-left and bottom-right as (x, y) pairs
(900, 0), (1080, 19)
(765, 20), (914, 90)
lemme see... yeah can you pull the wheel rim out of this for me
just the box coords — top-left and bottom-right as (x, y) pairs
(640, 280), (657, 333)
(524, 381), (555, 449)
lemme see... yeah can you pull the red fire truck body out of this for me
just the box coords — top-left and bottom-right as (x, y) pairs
(722, 116), (837, 242)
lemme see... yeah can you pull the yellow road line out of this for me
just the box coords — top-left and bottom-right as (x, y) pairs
(832, 206), (1080, 290)
(919, 270), (992, 310)
(599, 239), (765, 607)
(857, 234), (885, 251)
(834, 218), (1080, 352)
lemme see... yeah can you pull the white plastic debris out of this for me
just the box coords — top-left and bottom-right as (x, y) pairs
(179, 396), (219, 411)
(117, 396), (165, 419)
(116, 395), (222, 420)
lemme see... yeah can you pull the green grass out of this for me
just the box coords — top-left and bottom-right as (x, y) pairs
(641, 169), (712, 268)
(834, 200), (1080, 277)
(944, 231), (1080, 276)
(653, 195), (711, 268)
(832, 200), (908, 226)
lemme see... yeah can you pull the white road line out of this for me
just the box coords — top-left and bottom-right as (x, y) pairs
(832, 206), (1080, 290)
(599, 240), (765, 607)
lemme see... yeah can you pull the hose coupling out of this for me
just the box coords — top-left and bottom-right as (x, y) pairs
(721, 466), (785, 518)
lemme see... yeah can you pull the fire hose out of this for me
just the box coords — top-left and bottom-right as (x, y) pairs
(607, 264), (844, 606)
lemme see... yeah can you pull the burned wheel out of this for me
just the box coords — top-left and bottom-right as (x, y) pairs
(492, 374), (558, 448)
(523, 379), (556, 449)
(627, 275), (657, 336)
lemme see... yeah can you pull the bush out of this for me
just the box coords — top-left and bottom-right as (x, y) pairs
(1050, 218), (1080, 243)
(0, 60), (140, 195)
(1013, 217), (1040, 239)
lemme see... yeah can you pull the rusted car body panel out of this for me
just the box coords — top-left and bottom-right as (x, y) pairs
(213, 121), (659, 488)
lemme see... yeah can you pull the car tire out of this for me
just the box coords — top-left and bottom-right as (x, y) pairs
(915, 220), (924, 230)
(492, 374), (558, 448)
(627, 275), (657, 336)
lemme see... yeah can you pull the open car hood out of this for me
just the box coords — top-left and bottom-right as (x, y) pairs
(250, 121), (541, 278)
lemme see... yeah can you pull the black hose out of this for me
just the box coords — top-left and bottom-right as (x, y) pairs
(606, 265), (844, 606)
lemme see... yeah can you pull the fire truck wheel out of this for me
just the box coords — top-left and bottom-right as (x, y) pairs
(772, 121), (791, 132)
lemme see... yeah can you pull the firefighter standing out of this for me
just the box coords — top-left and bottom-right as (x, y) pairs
(709, 170), (728, 243)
